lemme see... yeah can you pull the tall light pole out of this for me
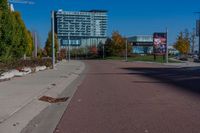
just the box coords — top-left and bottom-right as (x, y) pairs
(195, 12), (200, 60)
(51, 10), (55, 69)
(68, 35), (71, 61)
(103, 43), (105, 59)
(125, 39), (128, 62)
(166, 28), (169, 63)
(34, 32), (37, 58)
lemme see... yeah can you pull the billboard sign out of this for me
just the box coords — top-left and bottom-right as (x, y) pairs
(196, 20), (200, 36)
(153, 33), (167, 55)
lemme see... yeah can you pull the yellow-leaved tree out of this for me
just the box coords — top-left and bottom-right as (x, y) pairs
(173, 30), (190, 55)
(110, 31), (132, 56)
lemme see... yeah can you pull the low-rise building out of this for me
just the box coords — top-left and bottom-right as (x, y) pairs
(128, 35), (153, 54)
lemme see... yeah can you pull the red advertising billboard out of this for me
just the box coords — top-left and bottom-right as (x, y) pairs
(153, 33), (167, 55)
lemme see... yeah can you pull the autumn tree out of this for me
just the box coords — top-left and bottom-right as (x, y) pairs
(97, 41), (104, 57)
(0, 0), (14, 59)
(25, 30), (34, 56)
(88, 45), (98, 55)
(174, 30), (190, 56)
(111, 31), (126, 55)
(104, 38), (114, 56)
(0, 0), (33, 60)
(190, 28), (196, 54)
(12, 12), (29, 58)
(44, 31), (59, 57)
(104, 31), (132, 56)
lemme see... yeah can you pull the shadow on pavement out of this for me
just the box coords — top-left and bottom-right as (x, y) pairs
(121, 66), (200, 94)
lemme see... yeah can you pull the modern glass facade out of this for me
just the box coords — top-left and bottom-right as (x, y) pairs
(54, 10), (108, 47)
(128, 35), (153, 54)
(132, 46), (153, 54)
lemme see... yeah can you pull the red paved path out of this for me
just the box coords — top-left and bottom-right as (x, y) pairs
(55, 61), (200, 133)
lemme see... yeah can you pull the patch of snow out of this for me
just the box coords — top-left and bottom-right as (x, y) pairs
(22, 67), (32, 74)
(0, 70), (15, 80)
(36, 66), (46, 72)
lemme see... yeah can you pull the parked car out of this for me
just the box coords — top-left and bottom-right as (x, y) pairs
(192, 54), (198, 59)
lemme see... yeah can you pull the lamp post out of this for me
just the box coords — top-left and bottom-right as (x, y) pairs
(195, 12), (200, 60)
(103, 43), (105, 59)
(68, 35), (71, 61)
(67, 21), (71, 62)
(166, 28), (169, 63)
(125, 39), (128, 62)
(51, 10), (55, 69)
(34, 32), (37, 58)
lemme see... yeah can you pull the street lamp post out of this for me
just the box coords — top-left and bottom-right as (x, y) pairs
(198, 20), (200, 60)
(195, 12), (200, 60)
(51, 10), (55, 69)
(68, 35), (71, 61)
(125, 39), (128, 62)
(103, 43), (105, 59)
(166, 28), (169, 63)
(198, 24), (200, 60)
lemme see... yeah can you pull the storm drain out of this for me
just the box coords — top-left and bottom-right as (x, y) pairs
(39, 96), (69, 103)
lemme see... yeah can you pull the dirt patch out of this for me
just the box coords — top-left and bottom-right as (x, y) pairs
(39, 96), (69, 103)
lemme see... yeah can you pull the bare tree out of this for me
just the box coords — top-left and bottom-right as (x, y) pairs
(190, 28), (196, 54)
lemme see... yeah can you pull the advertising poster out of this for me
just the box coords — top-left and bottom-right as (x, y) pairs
(153, 33), (167, 55)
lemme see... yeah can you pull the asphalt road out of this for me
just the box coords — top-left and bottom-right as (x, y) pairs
(54, 60), (200, 133)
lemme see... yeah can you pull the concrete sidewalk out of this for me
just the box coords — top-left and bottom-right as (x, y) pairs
(0, 60), (85, 133)
(134, 60), (200, 68)
(165, 58), (200, 67)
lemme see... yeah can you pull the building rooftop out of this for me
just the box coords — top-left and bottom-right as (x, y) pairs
(57, 9), (108, 13)
(85, 10), (108, 13)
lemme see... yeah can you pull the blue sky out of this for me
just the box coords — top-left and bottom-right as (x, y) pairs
(14, 0), (200, 47)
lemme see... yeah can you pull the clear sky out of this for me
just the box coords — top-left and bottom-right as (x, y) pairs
(14, 0), (200, 48)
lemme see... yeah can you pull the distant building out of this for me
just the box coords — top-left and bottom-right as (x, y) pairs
(168, 46), (179, 55)
(128, 35), (153, 54)
(54, 9), (108, 47)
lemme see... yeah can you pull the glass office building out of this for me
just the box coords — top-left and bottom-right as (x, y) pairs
(54, 9), (108, 47)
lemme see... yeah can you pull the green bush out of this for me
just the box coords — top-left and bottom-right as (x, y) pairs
(0, 58), (52, 71)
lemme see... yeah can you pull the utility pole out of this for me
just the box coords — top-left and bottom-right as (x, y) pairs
(166, 28), (169, 63)
(194, 12), (200, 60)
(51, 10), (55, 69)
(103, 43), (105, 59)
(34, 32), (37, 58)
(68, 35), (71, 61)
(125, 39), (128, 62)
